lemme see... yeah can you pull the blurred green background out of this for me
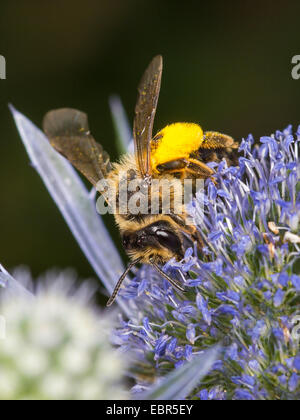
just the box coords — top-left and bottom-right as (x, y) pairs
(1, 0), (300, 285)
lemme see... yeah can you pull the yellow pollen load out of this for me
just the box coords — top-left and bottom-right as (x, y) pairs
(151, 123), (204, 170)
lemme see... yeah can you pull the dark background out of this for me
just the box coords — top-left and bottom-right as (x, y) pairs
(1, 0), (300, 285)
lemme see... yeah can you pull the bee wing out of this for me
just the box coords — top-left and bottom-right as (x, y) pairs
(133, 55), (163, 178)
(43, 108), (111, 187)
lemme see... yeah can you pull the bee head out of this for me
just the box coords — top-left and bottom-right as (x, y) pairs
(122, 221), (184, 261)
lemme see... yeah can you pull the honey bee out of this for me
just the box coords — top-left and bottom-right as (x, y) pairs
(43, 55), (239, 306)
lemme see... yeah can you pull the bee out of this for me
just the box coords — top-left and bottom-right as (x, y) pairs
(43, 55), (239, 306)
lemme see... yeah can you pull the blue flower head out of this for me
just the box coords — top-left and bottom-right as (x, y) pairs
(115, 126), (300, 400)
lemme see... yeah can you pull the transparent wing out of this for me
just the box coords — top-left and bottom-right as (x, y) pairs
(43, 108), (111, 187)
(133, 55), (163, 178)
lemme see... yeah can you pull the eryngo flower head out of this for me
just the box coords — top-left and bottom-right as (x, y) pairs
(0, 268), (128, 400)
(114, 127), (300, 400)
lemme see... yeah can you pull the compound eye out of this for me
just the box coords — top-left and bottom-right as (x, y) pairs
(155, 229), (181, 253)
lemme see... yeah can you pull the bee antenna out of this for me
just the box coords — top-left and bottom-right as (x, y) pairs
(151, 262), (185, 292)
(106, 259), (141, 307)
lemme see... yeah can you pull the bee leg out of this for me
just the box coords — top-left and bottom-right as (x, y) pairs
(193, 230), (205, 253)
(185, 224), (204, 248)
(185, 158), (215, 178)
(156, 159), (189, 175)
(156, 158), (215, 182)
(210, 176), (218, 186)
(183, 225), (205, 256)
(151, 261), (185, 292)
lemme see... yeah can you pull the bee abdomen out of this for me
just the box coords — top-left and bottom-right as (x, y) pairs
(195, 146), (239, 167)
